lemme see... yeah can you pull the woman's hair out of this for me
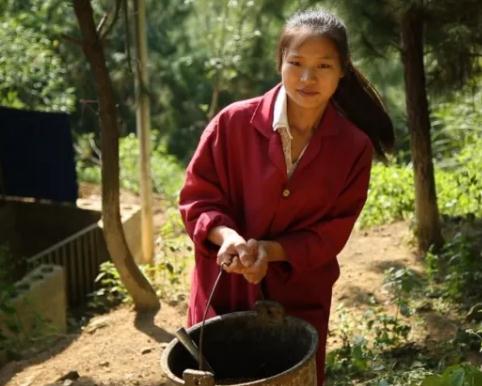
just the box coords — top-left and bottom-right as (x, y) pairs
(277, 9), (395, 161)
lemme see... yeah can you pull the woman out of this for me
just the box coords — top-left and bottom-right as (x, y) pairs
(179, 8), (394, 385)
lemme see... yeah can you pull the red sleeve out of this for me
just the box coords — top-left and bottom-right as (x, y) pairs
(179, 115), (238, 257)
(274, 140), (373, 275)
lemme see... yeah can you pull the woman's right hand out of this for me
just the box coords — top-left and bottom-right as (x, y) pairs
(210, 227), (255, 271)
(220, 238), (269, 285)
(209, 227), (268, 283)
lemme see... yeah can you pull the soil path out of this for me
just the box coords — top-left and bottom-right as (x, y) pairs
(0, 220), (428, 386)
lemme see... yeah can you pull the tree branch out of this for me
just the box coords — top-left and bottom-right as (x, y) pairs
(96, 13), (109, 35)
(61, 33), (83, 46)
(99, 0), (123, 40)
(123, 0), (133, 73)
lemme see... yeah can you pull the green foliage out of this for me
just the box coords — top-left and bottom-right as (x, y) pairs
(360, 151), (482, 228)
(326, 251), (482, 386)
(360, 84), (482, 228)
(144, 207), (193, 303)
(76, 133), (185, 203)
(332, 0), (481, 93)
(424, 231), (482, 302)
(425, 247), (440, 283)
(1, 245), (21, 352)
(360, 163), (414, 228)
(0, 17), (75, 112)
(326, 263), (481, 386)
(327, 269), (416, 383)
(431, 87), (481, 164)
(87, 206), (192, 310)
(436, 140), (482, 219)
(87, 261), (130, 312)
(326, 304), (415, 384)
(156, 0), (283, 160)
(384, 267), (422, 318)
(421, 364), (482, 386)
(0, 285), (20, 353)
(120, 134), (185, 203)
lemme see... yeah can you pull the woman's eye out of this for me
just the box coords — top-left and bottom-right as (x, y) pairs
(318, 63), (332, 69)
(288, 61), (301, 66)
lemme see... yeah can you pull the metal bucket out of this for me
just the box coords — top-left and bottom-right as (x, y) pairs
(160, 301), (318, 386)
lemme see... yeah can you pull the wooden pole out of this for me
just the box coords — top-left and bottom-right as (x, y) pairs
(133, 0), (154, 264)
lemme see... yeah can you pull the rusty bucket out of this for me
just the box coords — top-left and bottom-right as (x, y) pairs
(160, 301), (318, 386)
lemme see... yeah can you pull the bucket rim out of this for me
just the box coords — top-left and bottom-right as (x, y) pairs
(160, 309), (319, 385)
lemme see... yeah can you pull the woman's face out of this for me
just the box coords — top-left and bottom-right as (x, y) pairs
(281, 35), (344, 112)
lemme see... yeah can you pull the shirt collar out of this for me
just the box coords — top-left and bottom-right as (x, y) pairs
(250, 83), (340, 139)
(272, 86), (293, 139)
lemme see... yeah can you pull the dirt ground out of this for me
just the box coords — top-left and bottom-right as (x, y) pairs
(0, 216), (442, 386)
(3, 183), (454, 385)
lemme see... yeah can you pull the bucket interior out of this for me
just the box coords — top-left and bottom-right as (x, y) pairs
(166, 312), (316, 384)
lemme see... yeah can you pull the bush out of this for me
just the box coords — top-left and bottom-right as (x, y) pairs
(360, 84), (481, 228)
(421, 364), (482, 386)
(359, 140), (482, 229)
(360, 163), (414, 228)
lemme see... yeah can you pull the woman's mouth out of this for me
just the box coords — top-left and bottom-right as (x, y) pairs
(297, 89), (319, 97)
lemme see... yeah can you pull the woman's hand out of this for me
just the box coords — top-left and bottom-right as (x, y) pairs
(241, 239), (268, 284)
(215, 230), (256, 271)
(220, 239), (268, 284)
(217, 238), (269, 284)
(209, 227), (272, 284)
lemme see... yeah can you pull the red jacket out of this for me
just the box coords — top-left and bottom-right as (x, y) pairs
(179, 84), (373, 332)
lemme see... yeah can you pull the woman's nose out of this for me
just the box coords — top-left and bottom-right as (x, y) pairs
(300, 68), (316, 82)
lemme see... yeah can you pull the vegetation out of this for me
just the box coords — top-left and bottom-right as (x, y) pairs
(1, 0), (480, 384)
(88, 207), (192, 311)
(0, 245), (20, 354)
(326, 255), (482, 385)
(360, 85), (482, 228)
(76, 133), (185, 204)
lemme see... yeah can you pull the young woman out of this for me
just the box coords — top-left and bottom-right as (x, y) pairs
(179, 8), (394, 385)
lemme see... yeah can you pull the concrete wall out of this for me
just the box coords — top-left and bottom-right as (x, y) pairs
(0, 264), (67, 342)
(77, 198), (142, 263)
(117, 207), (142, 264)
(0, 198), (100, 259)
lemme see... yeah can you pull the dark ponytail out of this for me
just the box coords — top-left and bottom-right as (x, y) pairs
(277, 9), (395, 161)
(334, 64), (395, 161)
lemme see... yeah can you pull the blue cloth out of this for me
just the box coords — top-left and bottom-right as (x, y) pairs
(0, 106), (78, 203)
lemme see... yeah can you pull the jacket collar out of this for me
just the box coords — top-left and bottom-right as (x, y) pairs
(250, 83), (341, 139)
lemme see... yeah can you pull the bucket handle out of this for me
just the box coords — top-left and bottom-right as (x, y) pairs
(198, 264), (227, 372)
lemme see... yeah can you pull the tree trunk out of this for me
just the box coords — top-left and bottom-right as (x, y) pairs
(73, 0), (159, 312)
(400, 5), (444, 253)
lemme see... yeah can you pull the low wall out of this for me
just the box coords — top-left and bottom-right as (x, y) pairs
(0, 264), (66, 360)
(77, 198), (142, 263)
